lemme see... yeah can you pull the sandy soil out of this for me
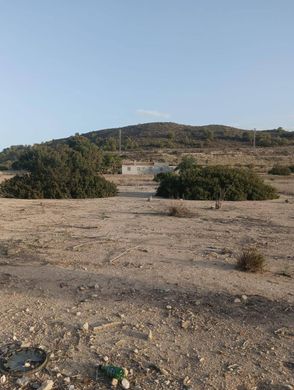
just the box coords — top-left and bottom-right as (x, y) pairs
(0, 177), (293, 390)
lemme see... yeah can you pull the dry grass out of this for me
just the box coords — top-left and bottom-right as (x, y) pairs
(167, 202), (193, 218)
(236, 247), (266, 273)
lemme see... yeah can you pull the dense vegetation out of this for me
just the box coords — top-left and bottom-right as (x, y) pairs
(0, 136), (117, 199)
(83, 123), (294, 150)
(268, 165), (291, 175)
(156, 156), (278, 201)
(1, 123), (293, 169)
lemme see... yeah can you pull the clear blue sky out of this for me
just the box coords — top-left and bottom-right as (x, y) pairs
(0, 0), (293, 150)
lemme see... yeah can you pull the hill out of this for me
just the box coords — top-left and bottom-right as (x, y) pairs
(79, 122), (294, 150)
(0, 122), (293, 169)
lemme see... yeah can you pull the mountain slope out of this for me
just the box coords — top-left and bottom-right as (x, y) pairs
(0, 122), (293, 168)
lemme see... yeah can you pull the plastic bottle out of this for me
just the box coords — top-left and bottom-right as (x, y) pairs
(99, 364), (125, 380)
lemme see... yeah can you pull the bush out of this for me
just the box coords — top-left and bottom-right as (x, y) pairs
(0, 137), (117, 199)
(0, 165), (8, 171)
(156, 157), (278, 201)
(236, 247), (266, 272)
(167, 202), (193, 218)
(268, 165), (291, 175)
(288, 165), (294, 173)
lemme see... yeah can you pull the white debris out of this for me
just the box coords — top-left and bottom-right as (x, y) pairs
(0, 375), (6, 384)
(37, 380), (54, 390)
(121, 378), (130, 389)
(16, 377), (30, 387)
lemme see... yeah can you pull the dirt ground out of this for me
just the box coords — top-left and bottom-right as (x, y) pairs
(0, 175), (293, 390)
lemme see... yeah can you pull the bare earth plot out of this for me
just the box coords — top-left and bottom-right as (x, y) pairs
(0, 176), (293, 390)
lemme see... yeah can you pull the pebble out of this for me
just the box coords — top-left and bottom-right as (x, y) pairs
(37, 380), (54, 390)
(64, 377), (71, 383)
(16, 377), (30, 387)
(103, 355), (109, 362)
(76, 312), (81, 317)
(234, 298), (241, 303)
(121, 378), (130, 389)
(181, 320), (191, 329)
(241, 294), (248, 301)
(111, 378), (119, 387)
(166, 305), (172, 310)
(0, 375), (6, 384)
(82, 322), (89, 332)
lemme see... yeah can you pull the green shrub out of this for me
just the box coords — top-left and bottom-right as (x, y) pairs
(0, 164), (8, 171)
(0, 137), (117, 199)
(268, 165), (291, 175)
(236, 247), (266, 272)
(156, 158), (278, 201)
(153, 172), (169, 182)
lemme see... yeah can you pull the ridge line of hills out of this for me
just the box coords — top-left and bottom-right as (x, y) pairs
(1, 122), (293, 169)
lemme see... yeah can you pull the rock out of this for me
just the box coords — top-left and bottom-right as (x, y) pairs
(68, 386), (75, 390)
(241, 295), (248, 301)
(82, 322), (89, 332)
(160, 367), (169, 376)
(111, 378), (119, 387)
(181, 320), (191, 329)
(121, 378), (130, 389)
(16, 377), (30, 387)
(64, 377), (71, 383)
(166, 305), (172, 310)
(76, 312), (81, 317)
(0, 375), (6, 384)
(148, 329), (153, 340)
(234, 298), (241, 303)
(103, 355), (109, 362)
(37, 380), (54, 390)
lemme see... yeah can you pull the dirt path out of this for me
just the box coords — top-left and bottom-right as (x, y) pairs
(0, 185), (293, 389)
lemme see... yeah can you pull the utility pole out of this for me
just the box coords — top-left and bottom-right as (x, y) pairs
(119, 129), (122, 154)
(253, 128), (256, 149)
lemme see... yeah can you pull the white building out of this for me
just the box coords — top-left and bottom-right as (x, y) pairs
(122, 162), (175, 175)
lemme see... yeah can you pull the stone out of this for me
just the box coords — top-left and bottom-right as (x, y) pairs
(103, 355), (109, 362)
(111, 378), (119, 387)
(241, 294), (248, 301)
(234, 298), (241, 303)
(0, 375), (6, 384)
(82, 322), (89, 332)
(121, 378), (130, 389)
(181, 320), (191, 329)
(16, 377), (30, 387)
(148, 329), (153, 340)
(37, 380), (54, 390)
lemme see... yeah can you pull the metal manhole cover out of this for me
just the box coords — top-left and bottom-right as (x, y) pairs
(0, 347), (48, 376)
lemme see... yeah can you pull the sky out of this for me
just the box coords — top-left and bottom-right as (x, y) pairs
(0, 0), (293, 150)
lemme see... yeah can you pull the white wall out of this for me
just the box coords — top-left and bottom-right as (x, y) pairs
(122, 165), (175, 175)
